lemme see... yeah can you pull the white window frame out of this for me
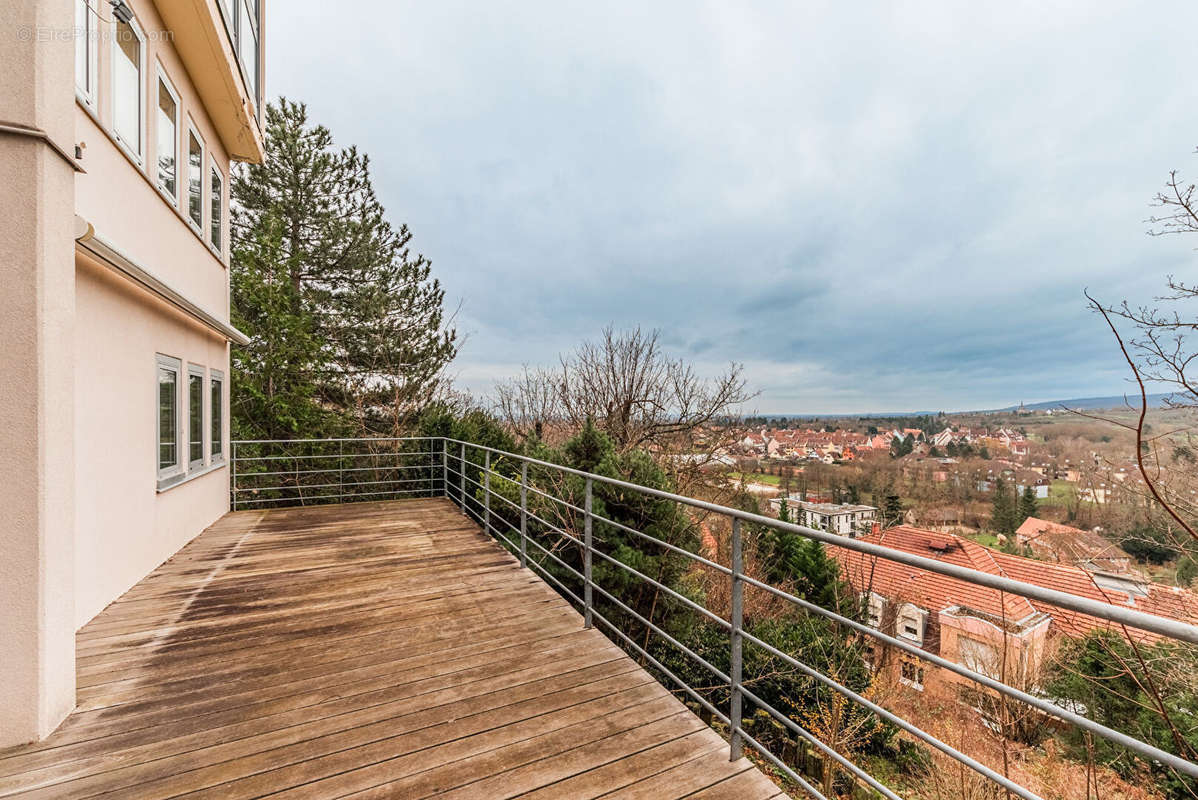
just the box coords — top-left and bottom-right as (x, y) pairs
(236, 0), (261, 110)
(210, 369), (225, 463)
(156, 354), (183, 482)
(185, 119), (206, 233)
(155, 65), (182, 206)
(897, 603), (927, 644)
(110, 11), (146, 164)
(866, 592), (886, 629)
(187, 364), (207, 471)
(74, 0), (98, 108)
(209, 163), (225, 257)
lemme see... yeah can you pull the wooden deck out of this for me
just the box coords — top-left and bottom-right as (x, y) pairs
(0, 498), (786, 799)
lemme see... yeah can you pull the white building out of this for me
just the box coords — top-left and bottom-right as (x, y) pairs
(768, 496), (878, 537)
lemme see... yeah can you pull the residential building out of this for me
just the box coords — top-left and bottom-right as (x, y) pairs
(1, 0), (264, 745)
(833, 526), (1197, 699)
(1015, 517), (1133, 574)
(768, 497), (878, 537)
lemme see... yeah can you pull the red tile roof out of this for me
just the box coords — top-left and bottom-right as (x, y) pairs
(831, 526), (1198, 642)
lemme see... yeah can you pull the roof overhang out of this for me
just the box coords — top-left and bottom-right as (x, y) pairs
(75, 216), (250, 346)
(156, 0), (265, 164)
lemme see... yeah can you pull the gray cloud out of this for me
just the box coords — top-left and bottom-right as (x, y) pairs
(268, 1), (1198, 413)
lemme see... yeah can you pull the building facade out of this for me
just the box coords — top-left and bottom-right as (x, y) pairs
(1, 0), (264, 746)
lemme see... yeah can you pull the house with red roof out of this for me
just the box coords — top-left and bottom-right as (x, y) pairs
(830, 526), (1197, 697)
(1015, 517), (1132, 574)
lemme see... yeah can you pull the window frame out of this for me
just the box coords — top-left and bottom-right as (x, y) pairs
(210, 369), (225, 463)
(110, 11), (147, 164)
(155, 64), (182, 206)
(236, 0), (261, 111)
(866, 592), (886, 629)
(156, 354), (183, 482)
(185, 119), (206, 233)
(187, 364), (207, 471)
(897, 603), (927, 644)
(74, 0), (98, 108)
(209, 163), (225, 257)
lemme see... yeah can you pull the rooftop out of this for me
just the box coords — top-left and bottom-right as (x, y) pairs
(0, 499), (785, 799)
(833, 525), (1198, 640)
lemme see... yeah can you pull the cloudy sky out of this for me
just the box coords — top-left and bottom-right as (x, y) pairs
(269, 1), (1197, 414)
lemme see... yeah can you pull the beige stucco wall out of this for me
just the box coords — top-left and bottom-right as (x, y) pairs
(1, 0), (254, 747)
(68, 0), (241, 627)
(75, 0), (233, 313)
(0, 0), (79, 746)
(73, 256), (230, 627)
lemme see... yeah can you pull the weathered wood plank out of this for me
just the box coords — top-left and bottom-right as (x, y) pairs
(0, 498), (786, 800)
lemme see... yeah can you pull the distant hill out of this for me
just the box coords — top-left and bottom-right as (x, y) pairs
(751, 393), (1177, 420)
(993, 393), (1173, 412)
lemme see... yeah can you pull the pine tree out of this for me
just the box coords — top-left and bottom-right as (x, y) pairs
(233, 99), (457, 437)
(990, 477), (1018, 534)
(778, 498), (791, 523)
(883, 492), (903, 526)
(231, 211), (333, 440)
(1018, 485), (1038, 525)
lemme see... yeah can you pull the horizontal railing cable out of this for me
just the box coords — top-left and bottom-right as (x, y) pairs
(440, 437), (1198, 644)
(233, 435), (1198, 797)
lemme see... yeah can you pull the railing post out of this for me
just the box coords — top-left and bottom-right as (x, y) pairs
(231, 441), (237, 511)
(519, 461), (528, 568)
(729, 516), (744, 761)
(459, 442), (466, 513)
(338, 439), (344, 500)
(584, 477), (593, 629)
(484, 451), (491, 534)
(442, 439), (448, 499)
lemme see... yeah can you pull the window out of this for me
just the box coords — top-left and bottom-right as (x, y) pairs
(188, 366), (205, 469)
(157, 355), (182, 477)
(187, 126), (204, 229)
(900, 661), (925, 690)
(210, 166), (224, 253)
(156, 72), (179, 202)
(897, 603), (927, 644)
(210, 371), (224, 462)
(112, 14), (144, 159)
(74, 0), (96, 104)
(238, 0), (259, 104)
(866, 593), (886, 629)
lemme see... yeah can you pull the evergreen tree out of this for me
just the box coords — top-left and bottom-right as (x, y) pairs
(883, 491), (903, 526)
(1018, 484), (1038, 525)
(231, 212), (334, 440)
(233, 99), (457, 437)
(777, 498), (791, 523)
(1177, 554), (1197, 587)
(990, 477), (1017, 534)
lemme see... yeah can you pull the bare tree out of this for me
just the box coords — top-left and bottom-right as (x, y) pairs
(493, 365), (564, 445)
(494, 326), (755, 456)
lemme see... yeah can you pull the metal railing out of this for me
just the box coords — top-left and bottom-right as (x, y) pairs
(231, 436), (1198, 800)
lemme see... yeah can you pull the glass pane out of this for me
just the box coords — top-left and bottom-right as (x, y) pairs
(211, 379), (223, 458)
(188, 133), (203, 226)
(210, 169), (223, 249)
(239, 2), (258, 100)
(189, 373), (204, 464)
(74, 0), (90, 94)
(158, 367), (177, 470)
(113, 19), (141, 153)
(157, 81), (177, 197)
